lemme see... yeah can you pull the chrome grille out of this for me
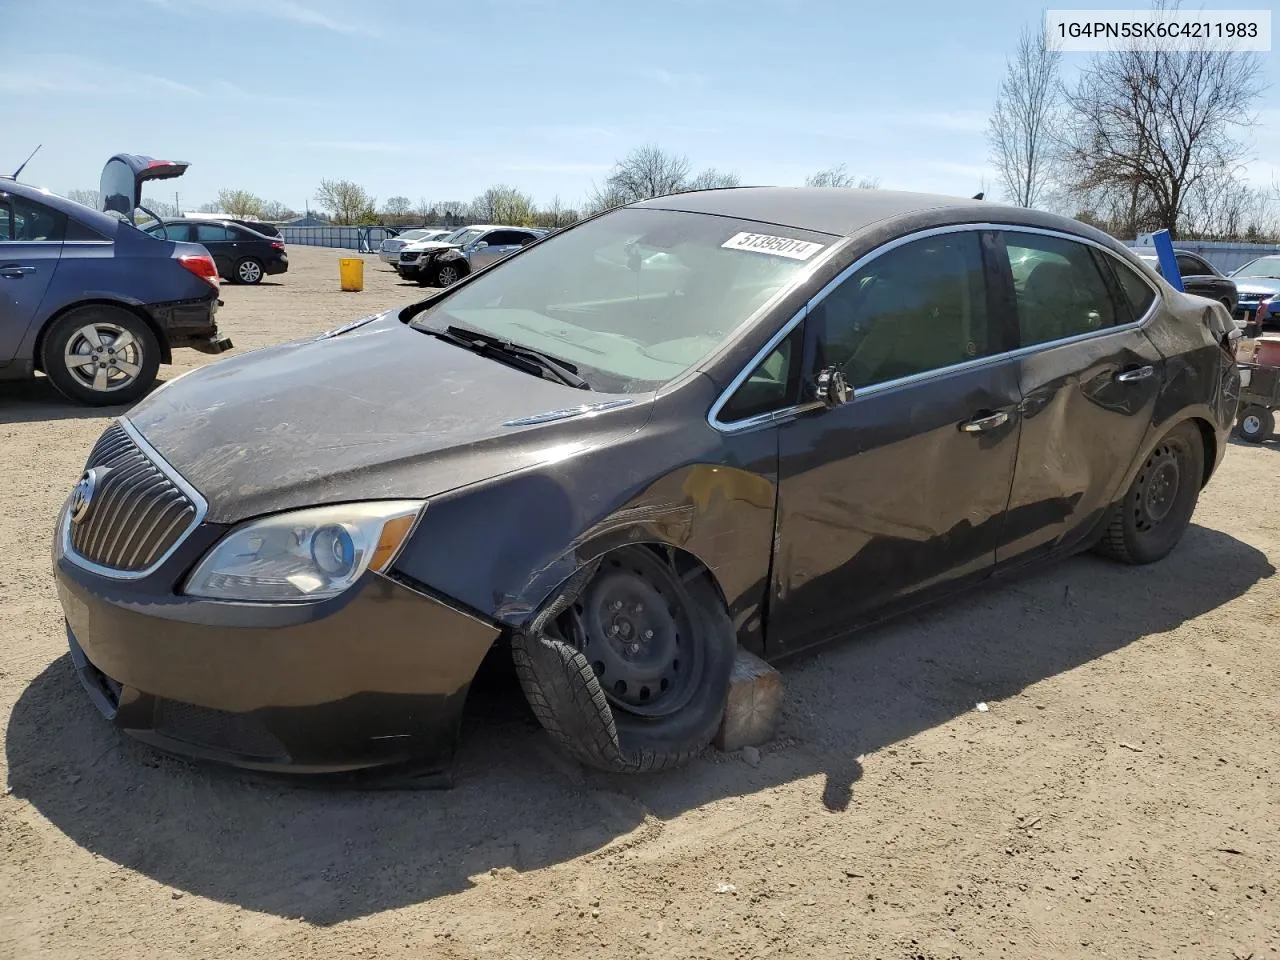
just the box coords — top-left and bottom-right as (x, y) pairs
(67, 422), (200, 574)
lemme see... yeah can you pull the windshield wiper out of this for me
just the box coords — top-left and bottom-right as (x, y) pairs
(419, 324), (589, 389)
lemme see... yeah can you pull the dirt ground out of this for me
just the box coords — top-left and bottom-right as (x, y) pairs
(1, 246), (1277, 960)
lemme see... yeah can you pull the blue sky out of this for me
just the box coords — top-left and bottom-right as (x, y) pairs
(4, 0), (1277, 213)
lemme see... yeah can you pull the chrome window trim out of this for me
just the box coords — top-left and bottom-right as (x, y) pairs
(61, 417), (209, 580)
(708, 222), (1163, 434)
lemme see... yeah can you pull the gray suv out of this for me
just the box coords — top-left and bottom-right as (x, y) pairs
(397, 225), (544, 286)
(0, 154), (231, 405)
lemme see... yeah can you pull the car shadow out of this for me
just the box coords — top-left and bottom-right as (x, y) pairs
(5, 524), (1271, 925)
(0, 376), (133, 424)
(1228, 435), (1278, 451)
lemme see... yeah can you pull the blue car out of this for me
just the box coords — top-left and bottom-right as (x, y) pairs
(0, 154), (231, 406)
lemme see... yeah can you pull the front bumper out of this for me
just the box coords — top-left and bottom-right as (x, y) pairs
(54, 531), (500, 774)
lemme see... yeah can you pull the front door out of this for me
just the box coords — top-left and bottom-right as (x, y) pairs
(994, 229), (1165, 563)
(0, 192), (63, 362)
(193, 222), (234, 276)
(769, 229), (1022, 652)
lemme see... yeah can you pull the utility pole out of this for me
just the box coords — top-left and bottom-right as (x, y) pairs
(174, 191), (181, 216)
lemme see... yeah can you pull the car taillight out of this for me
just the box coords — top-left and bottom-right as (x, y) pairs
(271, 240), (285, 250)
(178, 253), (220, 289)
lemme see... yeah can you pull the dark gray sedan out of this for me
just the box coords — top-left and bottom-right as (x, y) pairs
(53, 188), (1240, 779)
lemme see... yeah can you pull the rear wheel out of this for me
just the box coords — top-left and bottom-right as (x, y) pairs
(512, 547), (736, 773)
(235, 257), (264, 284)
(1095, 422), (1204, 565)
(41, 306), (160, 406)
(1238, 405), (1274, 443)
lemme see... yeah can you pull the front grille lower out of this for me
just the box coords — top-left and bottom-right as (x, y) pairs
(399, 251), (421, 262)
(68, 422), (200, 573)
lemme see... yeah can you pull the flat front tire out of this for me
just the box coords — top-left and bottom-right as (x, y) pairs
(513, 547), (736, 773)
(41, 306), (161, 406)
(1095, 422), (1204, 565)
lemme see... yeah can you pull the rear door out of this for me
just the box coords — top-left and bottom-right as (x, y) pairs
(0, 191), (64, 362)
(472, 230), (525, 268)
(193, 223), (234, 276)
(995, 228), (1164, 565)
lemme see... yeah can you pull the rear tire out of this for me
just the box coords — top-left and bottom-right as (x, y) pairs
(1095, 422), (1203, 565)
(1238, 406), (1274, 443)
(41, 306), (161, 406)
(512, 547), (735, 773)
(234, 257), (264, 284)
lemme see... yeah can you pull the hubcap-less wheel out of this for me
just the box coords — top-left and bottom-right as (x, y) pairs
(1242, 414), (1262, 436)
(1132, 440), (1183, 533)
(238, 259), (263, 283)
(559, 555), (703, 718)
(436, 265), (459, 286)
(63, 323), (144, 394)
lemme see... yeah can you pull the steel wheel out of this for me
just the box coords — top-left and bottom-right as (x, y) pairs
(1238, 406), (1273, 443)
(237, 258), (263, 284)
(436, 264), (460, 286)
(1132, 441), (1182, 532)
(63, 322), (145, 394)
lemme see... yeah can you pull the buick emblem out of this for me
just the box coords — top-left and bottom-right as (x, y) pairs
(69, 468), (102, 524)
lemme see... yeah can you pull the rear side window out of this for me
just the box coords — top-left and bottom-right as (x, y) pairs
(0, 196), (66, 242)
(1109, 258), (1157, 321)
(195, 223), (228, 242)
(1176, 253), (1212, 276)
(1002, 232), (1119, 346)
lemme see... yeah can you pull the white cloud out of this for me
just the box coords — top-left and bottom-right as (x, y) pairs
(0, 59), (201, 97)
(140, 0), (384, 38)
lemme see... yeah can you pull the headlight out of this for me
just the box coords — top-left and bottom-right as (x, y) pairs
(184, 501), (423, 602)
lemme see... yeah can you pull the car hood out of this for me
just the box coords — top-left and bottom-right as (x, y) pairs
(1233, 279), (1280, 297)
(127, 312), (651, 523)
(401, 240), (460, 253)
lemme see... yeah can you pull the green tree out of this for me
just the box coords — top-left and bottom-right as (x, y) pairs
(217, 188), (265, 218)
(314, 179), (377, 224)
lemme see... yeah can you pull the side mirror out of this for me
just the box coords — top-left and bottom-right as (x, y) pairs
(812, 366), (852, 408)
(473, 240), (489, 250)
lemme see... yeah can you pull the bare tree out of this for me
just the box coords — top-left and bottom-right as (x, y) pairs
(64, 188), (99, 208)
(260, 200), (296, 222)
(534, 195), (579, 228)
(197, 200), (220, 214)
(804, 164), (878, 189)
(1059, 14), (1262, 238)
(469, 185), (534, 225)
(216, 188), (264, 218)
(382, 196), (412, 222)
(315, 179), (377, 224)
(583, 181), (633, 216)
(141, 196), (179, 218)
(605, 145), (692, 202)
(685, 168), (741, 191)
(988, 24), (1061, 208)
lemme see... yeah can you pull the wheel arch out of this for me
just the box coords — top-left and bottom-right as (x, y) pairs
(34, 299), (172, 371)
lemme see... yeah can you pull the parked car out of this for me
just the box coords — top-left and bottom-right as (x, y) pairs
(1228, 254), (1280, 336)
(226, 218), (281, 239)
(397, 224), (543, 286)
(53, 188), (1239, 778)
(0, 156), (231, 406)
(1131, 248), (1238, 323)
(146, 218), (287, 285)
(378, 227), (453, 265)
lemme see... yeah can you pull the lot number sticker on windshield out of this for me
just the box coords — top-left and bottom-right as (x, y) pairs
(722, 232), (825, 260)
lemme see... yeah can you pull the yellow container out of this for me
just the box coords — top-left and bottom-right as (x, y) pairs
(339, 257), (364, 292)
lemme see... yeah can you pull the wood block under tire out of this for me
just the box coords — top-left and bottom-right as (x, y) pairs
(713, 648), (783, 752)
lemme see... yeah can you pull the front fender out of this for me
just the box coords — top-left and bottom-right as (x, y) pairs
(391, 387), (779, 656)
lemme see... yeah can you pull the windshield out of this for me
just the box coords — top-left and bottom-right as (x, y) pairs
(1233, 256), (1280, 279)
(399, 229), (431, 241)
(449, 228), (485, 247)
(411, 208), (833, 392)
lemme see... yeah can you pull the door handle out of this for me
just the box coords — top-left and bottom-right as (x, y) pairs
(960, 410), (1010, 433)
(1115, 365), (1155, 383)
(0, 265), (36, 278)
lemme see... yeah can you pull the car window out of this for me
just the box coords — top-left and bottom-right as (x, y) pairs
(719, 326), (803, 422)
(1002, 233), (1119, 346)
(195, 223), (228, 242)
(1231, 256), (1280, 279)
(483, 230), (518, 246)
(0, 196), (66, 242)
(809, 231), (992, 389)
(1107, 257), (1157, 321)
(1176, 253), (1211, 276)
(157, 222), (192, 241)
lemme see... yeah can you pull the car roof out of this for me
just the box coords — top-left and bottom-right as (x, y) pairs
(631, 187), (1127, 248)
(1, 179), (121, 234)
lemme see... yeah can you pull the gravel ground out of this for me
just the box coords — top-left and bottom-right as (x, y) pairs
(1, 246), (1277, 959)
